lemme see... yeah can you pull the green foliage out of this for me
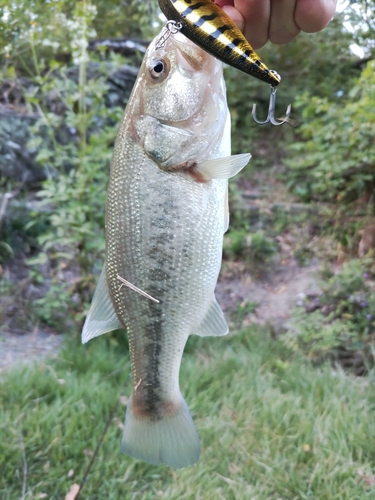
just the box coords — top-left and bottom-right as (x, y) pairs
(21, 2), (126, 327)
(1, 0), (374, 330)
(225, 8), (359, 170)
(0, 0), (159, 74)
(223, 227), (277, 264)
(0, 0), (161, 329)
(1, 1), (96, 76)
(0, 241), (13, 262)
(282, 259), (375, 372)
(347, 0), (375, 55)
(2, 328), (375, 498)
(93, 0), (161, 40)
(285, 61), (375, 203)
(231, 299), (258, 328)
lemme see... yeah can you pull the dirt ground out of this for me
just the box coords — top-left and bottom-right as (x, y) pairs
(217, 257), (320, 330)
(0, 256), (320, 372)
(0, 327), (63, 373)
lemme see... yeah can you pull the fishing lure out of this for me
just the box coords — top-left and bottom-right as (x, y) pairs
(158, 0), (279, 86)
(157, 0), (291, 125)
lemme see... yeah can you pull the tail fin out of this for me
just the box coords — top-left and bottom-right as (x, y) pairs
(121, 396), (201, 469)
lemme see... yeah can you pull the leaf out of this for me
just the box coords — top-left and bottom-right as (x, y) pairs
(65, 483), (80, 500)
(357, 469), (375, 487)
(113, 418), (124, 431)
(119, 395), (129, 406)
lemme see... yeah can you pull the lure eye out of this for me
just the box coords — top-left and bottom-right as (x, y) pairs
(148, 58), (170, 81)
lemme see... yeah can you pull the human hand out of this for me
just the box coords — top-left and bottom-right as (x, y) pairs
(215, 0), (338, 49)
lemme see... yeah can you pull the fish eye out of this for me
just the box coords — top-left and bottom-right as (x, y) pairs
(148, 58), (170, 81)
(153, 61), (164, 73)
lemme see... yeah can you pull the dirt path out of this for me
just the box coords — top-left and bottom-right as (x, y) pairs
(217, 258), (320, 330)
(0, 328), (63, 373)
(0, 256), (320, 372)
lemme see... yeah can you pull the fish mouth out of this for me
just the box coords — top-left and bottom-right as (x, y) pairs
(170, 33), (209, 72)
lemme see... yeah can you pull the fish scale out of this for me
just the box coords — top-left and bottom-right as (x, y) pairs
(106, 142), (225, 410)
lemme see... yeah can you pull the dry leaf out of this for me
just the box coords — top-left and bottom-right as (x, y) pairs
(228, 462), (242, 475)
(113, 417), (125, 431)
(36, 494), (48, 499)
(357, 469), (375, 486)
(364, 476), (375, 487)
(84, 449), (94, 457)
(67, 468), (74, 478)
(65, 483), (80, 500)
(58, 378), (66, 385)
(303, 444), (311, 453)
(43, 461), (50, 473)
(119, 395), (129, 406)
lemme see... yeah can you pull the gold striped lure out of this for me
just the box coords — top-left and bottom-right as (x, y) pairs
(158, 0), (280, 86)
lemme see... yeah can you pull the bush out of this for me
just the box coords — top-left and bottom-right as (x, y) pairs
(285, 61), (375, 204)
(282, 259), (375, 374)
(223, 228), (277, 264)
(22, 2), (125, 328)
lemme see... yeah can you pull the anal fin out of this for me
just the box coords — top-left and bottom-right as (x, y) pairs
(193, 295), (228, 337)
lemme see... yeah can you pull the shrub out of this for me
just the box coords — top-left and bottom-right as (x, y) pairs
(285, 61), (375, 204)
(282, 259), (375, 374)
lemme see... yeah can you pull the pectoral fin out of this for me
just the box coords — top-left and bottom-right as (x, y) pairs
(81, 263), (122, 344)
(193, 296), (228, 337)
(197, 153), (251, 181)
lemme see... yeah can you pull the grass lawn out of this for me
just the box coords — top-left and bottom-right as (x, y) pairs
(1, 326), (375, 499)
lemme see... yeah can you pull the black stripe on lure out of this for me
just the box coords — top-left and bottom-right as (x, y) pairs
(157, 0), (291, 125)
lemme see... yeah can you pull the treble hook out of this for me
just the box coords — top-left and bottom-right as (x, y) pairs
(252, 87), (292, 126)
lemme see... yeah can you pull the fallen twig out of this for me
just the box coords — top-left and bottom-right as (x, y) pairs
(19, 430), (27, 500)
(74, 398), (121, 499)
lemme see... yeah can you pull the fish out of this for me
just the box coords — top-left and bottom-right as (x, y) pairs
(158, 0), (281, 86)
(81, 28), (251, 469)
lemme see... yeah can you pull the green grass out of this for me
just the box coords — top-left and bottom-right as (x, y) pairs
(1, 327), (375, 499)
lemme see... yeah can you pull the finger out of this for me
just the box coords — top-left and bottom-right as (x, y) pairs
(221, 5), (245, 33)
(269, 0), (300, 45)
(233, 0), (271, 49)
(295, 0), (338, 33)
(215, 0), (234, 7)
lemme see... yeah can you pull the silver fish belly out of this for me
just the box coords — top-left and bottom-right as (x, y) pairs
(82, 28), (251, 469)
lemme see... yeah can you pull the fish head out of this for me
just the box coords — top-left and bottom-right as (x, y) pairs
(132, 30), (229, 169)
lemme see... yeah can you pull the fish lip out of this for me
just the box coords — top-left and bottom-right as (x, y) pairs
(168, 33), (207, 71)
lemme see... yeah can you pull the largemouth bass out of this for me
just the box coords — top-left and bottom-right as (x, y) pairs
(82, 28), (250, 469)
(158, 0), (280, 86)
